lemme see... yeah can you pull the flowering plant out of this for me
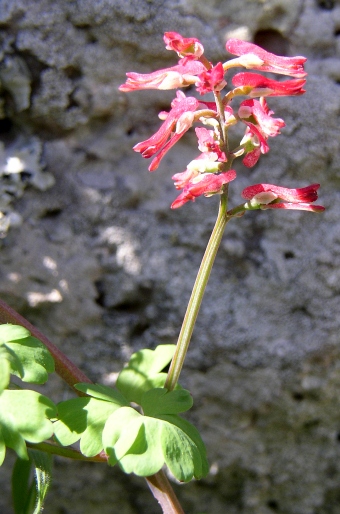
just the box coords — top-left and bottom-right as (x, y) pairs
(120, 32), (323, 215)
(0, 32), (324, 514)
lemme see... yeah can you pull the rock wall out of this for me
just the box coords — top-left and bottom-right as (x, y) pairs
(1, 0), (340, 513)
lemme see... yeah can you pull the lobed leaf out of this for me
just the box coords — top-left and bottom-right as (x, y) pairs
(54, 393), (126, 457)
(103, 403), (208, 482)
(0, 324), (55, 385)
(116, 344), (176, 404)
(75, 383), (128, 405)
(0, 390), (57, 465)
(141, 388), (193, 416)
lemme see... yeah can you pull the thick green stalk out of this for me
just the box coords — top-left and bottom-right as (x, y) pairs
(165, 194), (230, 391)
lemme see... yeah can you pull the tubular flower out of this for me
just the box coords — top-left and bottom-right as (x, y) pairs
(172, 151), (226, 190)
(171, 170), (237, 209)
(196, 62), (227, 94)
(238, 98), (284, 167)
(195, 127), (226, 161)
(133, 91), (200, 171)
(225, 39), (307, 78)
(242, 183), (325, 212)
(163, 32), (204, 59)
(232, 72), (306, 97)
(239, 98), (285, 138)
(119, 60), (206, 92)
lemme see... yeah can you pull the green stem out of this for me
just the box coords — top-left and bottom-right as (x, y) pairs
(165, 194), (230, 391)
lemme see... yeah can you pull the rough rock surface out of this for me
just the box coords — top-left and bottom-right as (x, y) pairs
(0, 0), (340, 513)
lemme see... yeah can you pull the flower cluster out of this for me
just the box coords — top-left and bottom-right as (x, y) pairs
(119, 32), (324, 213)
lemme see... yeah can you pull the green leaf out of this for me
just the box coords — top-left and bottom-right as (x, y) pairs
(103, 407), (165, 475)
(75, 383), (128, 405)
(161, 422), (202, 482)
(103, 403), (208, 482)
(102, 407), (144, 465)
(0, 324), (31, 343)
(29, 449), (53, 514)
(0, 346), (11, 393)
(0, 324), (55, 385)
(11, 450), (52, 514)
(12, 456), (34, 514)
(116, 344), (175, 404)
(54, 394), (125, 457)
(0, 390), (57, 465)
(141, 388), (193, 416)
(158, 414), (209, 477)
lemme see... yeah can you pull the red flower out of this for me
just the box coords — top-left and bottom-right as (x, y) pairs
(119, 60), (206, 92)
(232, 72), (306, 96)
(163, 32), (204, 59)
(239, 98), (285, 137)
(133, 91), (200, 171)
(238, 98), (283, 167)
(195, 127), (226, 161)
(225, 39), (307, 78)
(196, 62), (226, 95)
(171, 170), (237, 209)
(242, 183), (325, 212)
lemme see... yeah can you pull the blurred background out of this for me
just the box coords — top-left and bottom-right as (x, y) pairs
(0, 0), (340, 512)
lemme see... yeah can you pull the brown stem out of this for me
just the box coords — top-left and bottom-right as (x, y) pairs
(0, 299), (92, 392)
(146, 470), (185, 514)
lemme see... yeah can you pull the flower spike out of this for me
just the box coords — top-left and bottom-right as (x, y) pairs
(119, 32), (323, 212)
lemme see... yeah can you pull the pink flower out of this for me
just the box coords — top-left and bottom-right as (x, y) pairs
(238, 98), (284, 167)
(119, 60), (206, 92)
(195, 127), (226, 160)
(239, 98), (285, 137)
(241, 183), (325, 212)
(171, 170), (237, 209)
(232, 72), (306, 96)
(196, 62), (226, 94)
(172, 152), (225, 190)
(163, 32), (204, 59)
(133, 91), (200, 171)
(225, 39), (307, 78)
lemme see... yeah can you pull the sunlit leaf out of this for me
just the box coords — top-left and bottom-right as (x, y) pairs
(0, 347), (11, 393)
(0, 324), (55, 385)
(141, 388), (193, 416)
(0, 390), (56, 465)
(54, 394), (125, 457)
(0, 324), (31, 343)
(161, 422), (202, 482)
(75, 383), (128, 406)
(116, 344), (175, 404)
(103, 402), (208, 482)
(158, 413), (209, 477)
